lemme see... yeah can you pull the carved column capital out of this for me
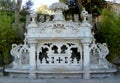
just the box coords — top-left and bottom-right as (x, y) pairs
(81, 38), (92, 44)
(28, 39), (37, 44)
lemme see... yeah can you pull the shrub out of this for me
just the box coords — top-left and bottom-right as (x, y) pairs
(0, 11), (22, 66)
(96, 9), (120, 63)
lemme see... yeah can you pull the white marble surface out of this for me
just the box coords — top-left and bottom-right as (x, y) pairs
(5, 2), (116, 79)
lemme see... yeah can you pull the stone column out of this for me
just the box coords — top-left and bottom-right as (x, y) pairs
(82, 39), (91, 79)
(28, 40), (37, 79)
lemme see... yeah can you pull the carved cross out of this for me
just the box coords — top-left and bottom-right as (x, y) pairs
(56, 57), (63, 63)
(65, 57), (68, 63)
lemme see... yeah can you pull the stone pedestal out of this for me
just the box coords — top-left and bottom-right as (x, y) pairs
(29, 40), (36, 79)
(82, 41), (91, 79)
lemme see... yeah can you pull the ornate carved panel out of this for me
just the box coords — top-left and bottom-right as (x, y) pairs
(36, 40), (82, 68)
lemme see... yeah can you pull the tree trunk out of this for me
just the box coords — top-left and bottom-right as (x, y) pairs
(14, 0), (22, 25)
(75, 0), (83, 12)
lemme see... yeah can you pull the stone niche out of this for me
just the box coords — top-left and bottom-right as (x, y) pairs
(5, 2), (116, 79)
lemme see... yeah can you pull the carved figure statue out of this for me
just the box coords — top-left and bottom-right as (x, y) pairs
(97, 43), (113, 68)
(90, 40), (112, 69)
(10, 44), (23, 69)
(10, 40), (29, 69)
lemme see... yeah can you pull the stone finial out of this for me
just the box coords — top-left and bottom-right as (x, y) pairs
(49, 2), (68, 11)
(26, 13), (38, 29)
(49, 2), (68, 21)
(92, 37), (96, 44)
(81, 8), (89, 22)
(23, 39), (27, 45)
(24, 32), (27, 37)
(30, 13), (37, 23)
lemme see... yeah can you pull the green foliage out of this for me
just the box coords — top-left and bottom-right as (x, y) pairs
(81, 0), (106, 15)
(0, 0), (29, 67)
(97, 9), (120, 62)
(0, 0), (14, 11)
(20, 0), (34, 23)
(60, 0), (107, 17)
(59, 0), (67, 3)
(22, 0), (34, 13)
(0, 11), (22, 66)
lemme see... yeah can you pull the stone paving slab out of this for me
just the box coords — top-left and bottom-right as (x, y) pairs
(0, 76), (120, 83)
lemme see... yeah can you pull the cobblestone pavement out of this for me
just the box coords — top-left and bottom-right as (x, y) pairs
(0, 76), (120, 83)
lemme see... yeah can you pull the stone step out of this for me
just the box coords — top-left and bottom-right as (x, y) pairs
(0, 76), (120, 83)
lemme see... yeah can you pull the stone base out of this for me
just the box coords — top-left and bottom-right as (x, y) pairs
(5, 69), (29, 78)
(37, 73), (82, 79)
(0, 67), (3, 76)
(5, 68), (116, 79)
(90, 69), (116, 78)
